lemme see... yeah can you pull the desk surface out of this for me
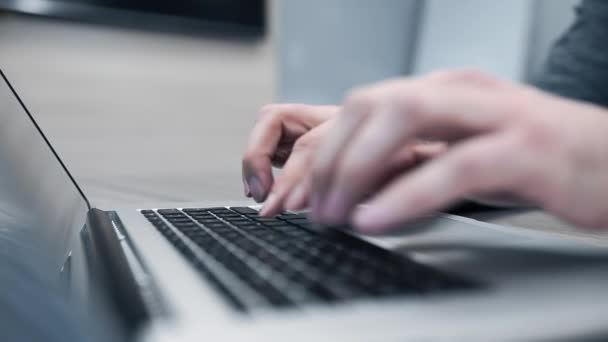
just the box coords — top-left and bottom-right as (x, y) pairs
(0, 14), (275, 208)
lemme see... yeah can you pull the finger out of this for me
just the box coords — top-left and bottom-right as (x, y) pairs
(353, 133), (521, 233)
(318, 82), (514, 224)
(311, 79), (432, 221)
(259, 120), (333, 216)
(292, 136), (417, 213)
(319, 142), (443, 224)
(242, 104), (337, 202)
(258, 148), (311, 216)
(242, 110), (283, 202)
(242, 178), (251, 197)
(284, 176), (312, 211)
(310, 99), (371, 219)
(330, 143), (436, 206)
(309, 79), (435, 220)
(410, 141), (448, 162)
(319, 99), (415, 224)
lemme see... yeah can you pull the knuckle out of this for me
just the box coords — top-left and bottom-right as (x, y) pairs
(393, 91), (427, 125)
(394, 90), (425, 113)
(455, 69), (492, 82)
(425, 69), (454, 82)
(242, 150), (260, 164)
(514, 118), (556, 154)
(257, 103), (282, 120)
(292, 134), (316, 152)
(453, 154), (486, 185)
(344, 87), (376, 112)
(451, 69), (493, 82)
(428, 69), (500, 87)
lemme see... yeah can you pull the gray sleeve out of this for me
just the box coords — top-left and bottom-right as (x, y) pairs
(533, 0), (608, 107)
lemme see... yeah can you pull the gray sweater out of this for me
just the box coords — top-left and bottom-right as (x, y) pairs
(534, 0), (608, 107)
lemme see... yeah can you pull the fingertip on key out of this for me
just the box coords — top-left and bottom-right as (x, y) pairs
(247, 176), (267, 203)
(259, 193), (279, 217)
(353, 205), (388, 234)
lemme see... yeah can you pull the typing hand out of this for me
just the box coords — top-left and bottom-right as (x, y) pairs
(242, 104), (339, 215)
(309, 70), (608, 233)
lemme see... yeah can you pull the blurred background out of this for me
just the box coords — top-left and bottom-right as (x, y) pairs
(0, 0), (579, 207)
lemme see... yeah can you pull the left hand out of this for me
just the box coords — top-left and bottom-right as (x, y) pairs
(309, 70), (608, 233)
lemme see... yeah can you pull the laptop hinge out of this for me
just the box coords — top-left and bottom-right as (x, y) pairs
(85, 208), (150, 336)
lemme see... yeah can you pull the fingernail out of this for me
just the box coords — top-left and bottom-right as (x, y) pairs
(243, 179), (251, 197)
(321, 190), (348, 224)
(260, 193), (278, 216)
(247, 176), (266, 203)
(284, 184), (306, 211)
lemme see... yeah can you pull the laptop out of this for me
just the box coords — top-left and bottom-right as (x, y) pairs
(2, 69), (608, 341)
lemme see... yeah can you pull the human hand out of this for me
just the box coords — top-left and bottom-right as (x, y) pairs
(242, 104), (338, 210)
(310, 70), (608, 233)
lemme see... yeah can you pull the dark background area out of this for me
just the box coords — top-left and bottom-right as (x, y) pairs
(0, 0), (265, 37)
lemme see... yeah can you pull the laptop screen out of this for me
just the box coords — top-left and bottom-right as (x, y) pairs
(0, 71), (90, 271)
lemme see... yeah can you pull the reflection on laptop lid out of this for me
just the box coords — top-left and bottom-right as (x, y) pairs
(0, 69), (90, 271)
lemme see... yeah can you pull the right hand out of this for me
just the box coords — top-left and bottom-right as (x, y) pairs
(242, 104), (339, 215)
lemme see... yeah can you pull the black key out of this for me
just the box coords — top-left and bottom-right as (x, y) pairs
(223, 217), (253, 223)
(166, 217), (194, 223)
(279, 227), (313, 238)
(252, 217), (282, 224)
(205, 207), (230, 211)
(323, 278), (364, 299)
(182, 208), (208, 213)
(304, 282), (337, 302)
(157, 208), (182, 215)
(161, 215), (188, 220)
(248, 230), (281, 241)
(242, 272), (292, 307)
(215, 212), (241, 218)
(238, 225), (266, 233)
(203, 222), (231, 229)
(215, 230), (243, 240)
(193, 218), (221, 224)
(161, 212), (187, 217)
(173, 222), (199, 228)
(146, 217), (164, 223)
(208, 208), (233, 214)
(230, 207), (260, 215)
(275, 212), (296, 219)
(284, 218), (310, 226)
(260, 221), (290, 228)
(190, 232), (214, 241)
(258, 284), (292, 307)
(278, 213), (306, 220)
(189, 212), (214, 217)
(231, 238), (259, 254)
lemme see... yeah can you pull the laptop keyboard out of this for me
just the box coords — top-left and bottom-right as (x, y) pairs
(140, 207), (475, 311)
